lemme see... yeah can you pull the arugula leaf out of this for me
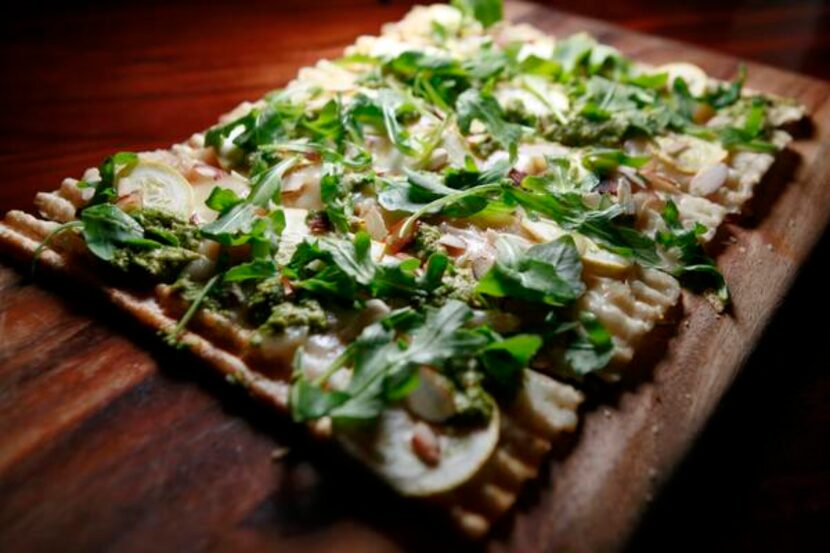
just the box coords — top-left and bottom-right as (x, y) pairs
(163, 273), (222, 346)
(508, 186), (660, 265)
(320, 162), (352, 233)
(452, 0), (503, 28)
(320, 231), (376, 286)
(626, 71), (668, 90)
(205, 187), (243, 214)
(395, 181), (502, 240)
(456, 88), (523, 160)
(201, 157), (298, 248)
(583, 147), (649, 174)
(656, 200), (729, 306)
(292, 300), (490, 423)
(262, 140), (372, 170)
(379, 165), (505, 218)
(204, 96), (303, 159)
(521, 157), (599, 194)
(31, 220), (84, 275)
(718, 97), (775, 153)
(248, 157), (300, 208)
(516, 55), (561, 79)
(290, 377), (349, 421)
(285, 231), (376, 300)
(347, 90), (419, 157)
(476, 235), (586, 305)
(463, 47), (509, 82)
(200, 204), (262, 246)
(382, 52), (468, 111)
(552, 33), (596, 76)
(704, 64), (746, 109)
(480, 334), (542, 395)
(300, 98), (347, 148)
(79, 152), (138, 206)
(563, 311), (614, 376)
(80, 204), (161, 261)
(222, 259), (277, 283)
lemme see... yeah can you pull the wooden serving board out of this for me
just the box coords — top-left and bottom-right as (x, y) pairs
(1, 2), (828, 551)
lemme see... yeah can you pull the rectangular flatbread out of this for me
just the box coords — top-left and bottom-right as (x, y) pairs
(0, 1), (805, 538)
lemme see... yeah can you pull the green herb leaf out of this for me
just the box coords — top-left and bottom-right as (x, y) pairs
(320, 162), (352, 233)
(452, 0), (503, 28)
(563, 311), (614, 376)
(201, 157), (298, 247)
(222, 259), (277, 283)
(83, 152), (138, 206)
(80, 204), (161, 261)
(456, 88), (523, 160)
(476, 235), (586, 305)
(348, 90), (419, 157)
(205, 187), (243, 214)
(294, 299), (489, 423)
(705, 64), (746, 109)
(657, 200), (729, 305)
(480, 334), (542, 395)
(508, 187), (660, 265)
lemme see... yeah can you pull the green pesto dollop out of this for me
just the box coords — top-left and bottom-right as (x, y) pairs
(545, 116), (629, 147)
(502, 98), (538, 127)
(451, 385), (494, 427)
(432, 264), (481, 307)
(246, 276), (286, 326)
(110, 245), (200, 282)
(412, 223), (445, 260)
(131, 209), (201, 250)
(260, 298), (329, 334)
(105, 209), (203, 282)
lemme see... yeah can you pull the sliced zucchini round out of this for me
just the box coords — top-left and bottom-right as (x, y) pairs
(336, 405), (499, 497)
(117, 161), (194, 220)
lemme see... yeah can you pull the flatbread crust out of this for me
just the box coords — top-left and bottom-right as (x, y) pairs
(0, 3), (806, 538)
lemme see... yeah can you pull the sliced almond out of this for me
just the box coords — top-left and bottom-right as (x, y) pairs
(689, 163), (729, 196)
(405, 366), (456, 423)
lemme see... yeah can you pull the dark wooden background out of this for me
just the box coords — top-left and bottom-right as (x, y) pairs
(1, 1), (827, 551)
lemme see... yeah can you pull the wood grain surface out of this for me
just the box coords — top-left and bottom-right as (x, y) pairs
(1, 1), (828, 552)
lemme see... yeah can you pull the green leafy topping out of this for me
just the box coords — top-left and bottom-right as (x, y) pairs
(457, 88), (523, 160)
(320, 162), (352, 233)
(657, 200), (729, 307)
(347, 90), (420, 157)
(476, 235), (585, 305)
(452, 0), (503, 28)
(222, 259), (277, 283)
(200, 157), (298, 252)
(480, 333), (542, 395)
(80, 204), (162, 261)
(508, 186), (660, 265)
(205, 187), (243, 214)
(76, 152), (138, 206)
(563, 311), (614, 376)
(163, 273), (222, 346)
(291, 300), (491, 423)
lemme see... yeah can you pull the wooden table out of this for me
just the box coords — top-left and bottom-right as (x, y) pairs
(1, 1), (827, 551)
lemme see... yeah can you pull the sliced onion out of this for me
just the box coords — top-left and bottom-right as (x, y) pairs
(362, 202), (388, 241)
(437, 233), (467, 253)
